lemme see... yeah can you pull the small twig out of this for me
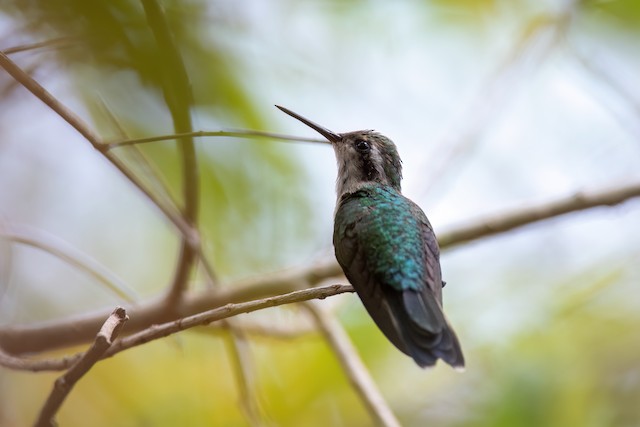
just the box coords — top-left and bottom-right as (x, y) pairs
(0, 51), (195, 242)
(33, 307), (128, 427)
(438, 181), (640, 248)
(96, 96), (183, 219)
(572, 47), (640, 145)
(1, 37), (78, 55)
(303, 301), (401, 427)
(199, 318), (315, 340)
(106, 130), (328, 149)
(0, 284), (353, 372)
(1, 223), (138, 303)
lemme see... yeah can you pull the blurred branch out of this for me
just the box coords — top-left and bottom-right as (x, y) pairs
(0, 256), (339, 355)
(1, 37), (78, 55)
(0, 284), (353, 372)
(0, 223), (138, 303)
(571, 48), (640, 145)
(416, 2), (578, 199)
(106, 129), (328, 149)
(141, 0), (200, 303)
(0, 51), (196, 243)
(34, 307), (128, 427)
(97, 96), (182, 219)
(201, 318), (316, 340)
(224, 324), (264, 427)
(438, 181), (640, 248)
(2, 181), (640, 356)
(303, 301), (401, 427)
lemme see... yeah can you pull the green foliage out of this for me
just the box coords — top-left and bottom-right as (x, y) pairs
(585, 0), (640, 28)
(3, 0), (315, 278)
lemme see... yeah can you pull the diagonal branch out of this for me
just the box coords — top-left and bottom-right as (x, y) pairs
(303, 301), (400, 427)
(438, 181), (640, 248)
(1, 223), (137, 303)
(0, 51), (195, 243)
(1, 37), (78, 55)
(33, 307), (128, 427)
(224, 324), (265, 426)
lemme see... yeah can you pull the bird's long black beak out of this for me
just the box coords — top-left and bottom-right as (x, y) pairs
(276, 105), (340, 143)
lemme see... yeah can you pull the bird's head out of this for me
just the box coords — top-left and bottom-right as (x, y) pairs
(277, 105), (402, 197)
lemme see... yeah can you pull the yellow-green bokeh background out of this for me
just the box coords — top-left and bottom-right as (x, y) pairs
(1, 1), (639, 426)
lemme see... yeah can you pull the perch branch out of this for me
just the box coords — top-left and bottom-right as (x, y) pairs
(2, 181), (640, 357)
(0, 284), (353, 372)
(33, 307), (128, 427)
(0, 258), (341, 356)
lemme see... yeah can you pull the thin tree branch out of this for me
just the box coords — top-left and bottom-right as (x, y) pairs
(199, 318), (315, 340)
(0, 51), (196, 243)
(1, 37), (78, 55)
(414, 2), (578, 199)
(571, 47), (640, 145)
(224, 324), (264, 426)
(33, 307), (128, 427)
(98, 95), (221, 288)
(1, 223), (138, 303)
(106, 130), (328, 149)
(0, 257), (341, 356)
(141, 0), (199, 304)
(96, 96), (182, 219)
(438, 181), (640, 248)
(303, 301), (401, 427)
(0, 284), (353, 372)
(2, 181), (640, 356)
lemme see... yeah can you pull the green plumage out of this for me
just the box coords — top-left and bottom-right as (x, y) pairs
(334, 184), (428, 293)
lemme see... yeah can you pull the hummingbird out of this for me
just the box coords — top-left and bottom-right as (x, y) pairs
(277, 105), (464, 369)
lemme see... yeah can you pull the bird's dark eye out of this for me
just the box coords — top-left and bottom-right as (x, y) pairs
(354, 139), (370, 152)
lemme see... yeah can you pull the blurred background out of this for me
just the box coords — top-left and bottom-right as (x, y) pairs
(1, 0), (639, 426)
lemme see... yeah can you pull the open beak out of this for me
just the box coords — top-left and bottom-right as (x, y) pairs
(276, 105), (340, 143)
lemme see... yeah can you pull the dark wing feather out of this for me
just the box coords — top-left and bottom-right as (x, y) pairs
(334, 187), (464, 368)
(334, 215), (410, 355)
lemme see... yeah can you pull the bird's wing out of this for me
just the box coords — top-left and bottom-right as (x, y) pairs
(334, 187), (464, 368)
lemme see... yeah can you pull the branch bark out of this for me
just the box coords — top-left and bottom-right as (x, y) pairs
(1, 284), (352, 372)
(0, 258), (340, 356)
(33, 307), (128, 427)
(438, 181), (640, 248)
